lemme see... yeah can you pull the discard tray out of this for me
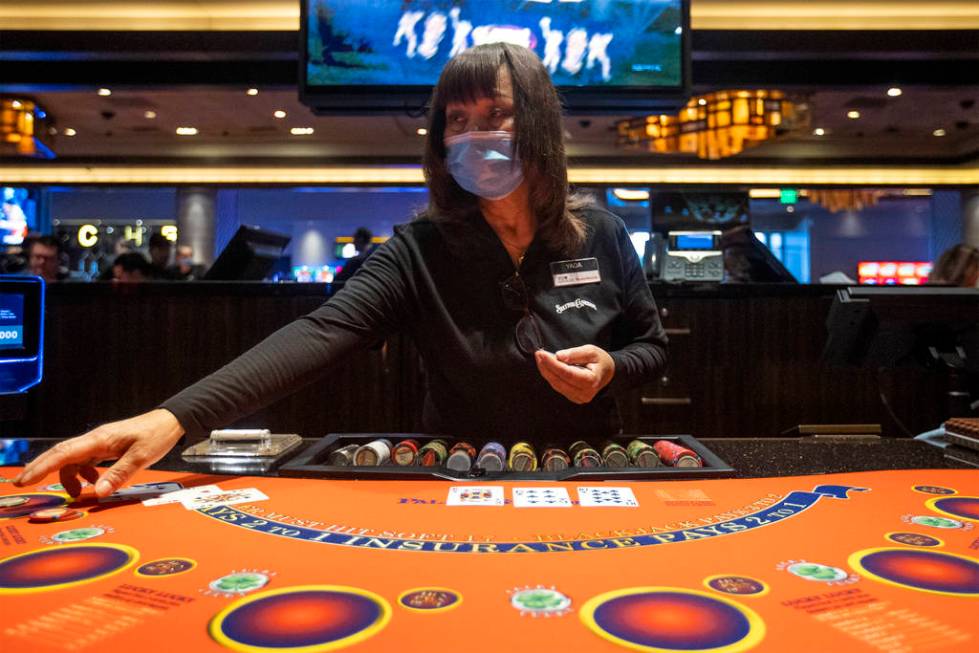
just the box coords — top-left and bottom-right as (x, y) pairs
(279, 433), (734, 481)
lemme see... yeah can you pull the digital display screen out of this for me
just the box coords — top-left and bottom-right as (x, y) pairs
(0, 294), (24, 350)
(674, 234), (715, 250)
(305, 0), (684, 89)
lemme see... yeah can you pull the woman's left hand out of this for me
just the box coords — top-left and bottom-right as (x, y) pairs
(534, 345), (615, 404)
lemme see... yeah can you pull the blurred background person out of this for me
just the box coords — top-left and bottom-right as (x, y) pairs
(928, 244), (979, 288)
(112, 252), (153, 283)
(333, 227), (375, 282)
(167, 244), (206, 280)
(147, 233), (176, 280)
(25, 235), (68, 282)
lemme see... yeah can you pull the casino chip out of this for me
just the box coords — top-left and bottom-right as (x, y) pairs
(29, 507), (83, 523)
(0, 496), (29, 508)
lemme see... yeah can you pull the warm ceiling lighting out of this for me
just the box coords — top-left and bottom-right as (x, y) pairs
(887, 88), (903, 97)
(933, 129), (947, 137)
(144, 110), (157, 119)
(175, 127), (198, 136)
(416, 127), (428, 136)
(246, 88), (259, 96)
(290, 127), (314, 135)
(612, 188), (651, 201)
(616, 89), (808, 160)
(813, 128), (826, 136)
(847, 110), (861, 119)
(63, 128), (77, 136)
(273, 110), (287, 119)
(97, 88), (112, 96)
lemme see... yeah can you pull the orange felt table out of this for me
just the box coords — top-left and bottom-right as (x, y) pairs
(0, 467), (977, 653)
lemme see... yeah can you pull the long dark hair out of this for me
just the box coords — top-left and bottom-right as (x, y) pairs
(422, 43), (588, 256)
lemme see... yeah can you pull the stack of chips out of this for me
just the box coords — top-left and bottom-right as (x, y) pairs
(475, 442), (506, 471)
(418, 439), (449, 467)
(507, 442), (538, 471)
(353, 438), (392, 466)
(391, 439), (421, 466)
(446, 442), (477, 472)
(569, 441), (602, 468)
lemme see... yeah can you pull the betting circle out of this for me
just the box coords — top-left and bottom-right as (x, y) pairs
(579, 586), (765, 653)
(0, 543), (139, 594)
(397, 587), (462, 612)
(209, 585), (391, 652)
(848, 547), (979, 596)
(925, 496), (979, 523)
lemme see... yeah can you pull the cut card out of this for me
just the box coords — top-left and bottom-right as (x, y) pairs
(577, 486), (639, 507)
(181, 487), (268, 510)
(512, 487), (572, 508)
(446, 486), (504, 506)
(142, 484), (223, 507)
(98, 482), (184, 503)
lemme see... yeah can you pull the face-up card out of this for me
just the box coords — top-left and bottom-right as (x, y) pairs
(98, 482), (184, 503)
(577, 486), (639, 507)
(512, 487), (572, 508)
(181, 487), (268, 511)
(446, 486), (504, 506)
(142, 484), (223, 507)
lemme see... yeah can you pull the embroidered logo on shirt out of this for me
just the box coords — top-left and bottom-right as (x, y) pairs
(555, 298), (598, 314)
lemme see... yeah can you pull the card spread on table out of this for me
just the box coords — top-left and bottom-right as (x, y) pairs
(577, 486), (639, 507)
(446, 486), (504, 506)
(98, 482), (184, 503)
(142, 484), (223, 507)
(512, 487), (572, 508)
(180, 487), (269, 510)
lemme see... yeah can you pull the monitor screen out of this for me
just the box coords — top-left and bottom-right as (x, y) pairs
(0, 294), (24, 350)
(673, 233), (716, 251)
(0, 276), (44, 394)
(302, 0), (689, 113)
(204, 226), (292, 281)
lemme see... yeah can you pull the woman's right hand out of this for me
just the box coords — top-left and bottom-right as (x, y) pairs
(13, 409), (186, 498)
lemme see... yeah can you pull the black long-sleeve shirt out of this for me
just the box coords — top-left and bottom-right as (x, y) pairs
(161, 207), (668, 443)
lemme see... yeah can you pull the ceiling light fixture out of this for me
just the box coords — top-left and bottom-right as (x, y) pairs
(616, 89), (808, 160)
(933, 129), (946, 137)
(813, 128), (826, 136)
(290, 127), (315, 135)
(144, 110), (157, 119)
(887, 88), (903, 97)
(247, 88), (259, 96)
(847, 110), (861, 119)
(175, 127), (198, 136)
(97, 88), (112, 96)
(273, 110), (287, 119)
(63, 128), (77, 136)
(416, 127), (428, 136)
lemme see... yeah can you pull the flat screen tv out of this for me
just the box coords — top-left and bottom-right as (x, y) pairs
(301, 0), (689, 114)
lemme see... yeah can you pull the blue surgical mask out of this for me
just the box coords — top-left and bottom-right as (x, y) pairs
(445, 131), (524, 200)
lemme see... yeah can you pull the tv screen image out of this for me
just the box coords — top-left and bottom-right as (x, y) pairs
(303, 0), (687, 112)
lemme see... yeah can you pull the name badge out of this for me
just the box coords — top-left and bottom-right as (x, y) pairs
(550, 257), (601, 287)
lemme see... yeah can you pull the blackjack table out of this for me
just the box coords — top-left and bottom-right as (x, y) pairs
(0, 437), (977, 653)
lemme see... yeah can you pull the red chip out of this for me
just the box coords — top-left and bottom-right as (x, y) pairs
(29, 508), (83, 522)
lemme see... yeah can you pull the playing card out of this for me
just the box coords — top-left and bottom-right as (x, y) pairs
(181, 487), (269, 510)
(142, 484), (223, 507)
(446, 486), (504, 506)
(577, 486), (639, 507)
(512, 487), (572, 508)
(98, 482), (184, 503)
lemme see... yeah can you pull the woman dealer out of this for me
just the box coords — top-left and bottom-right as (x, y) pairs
(15, 43), (668, 496)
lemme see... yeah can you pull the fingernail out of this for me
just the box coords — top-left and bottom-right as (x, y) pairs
(96, 480), (113, 496)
